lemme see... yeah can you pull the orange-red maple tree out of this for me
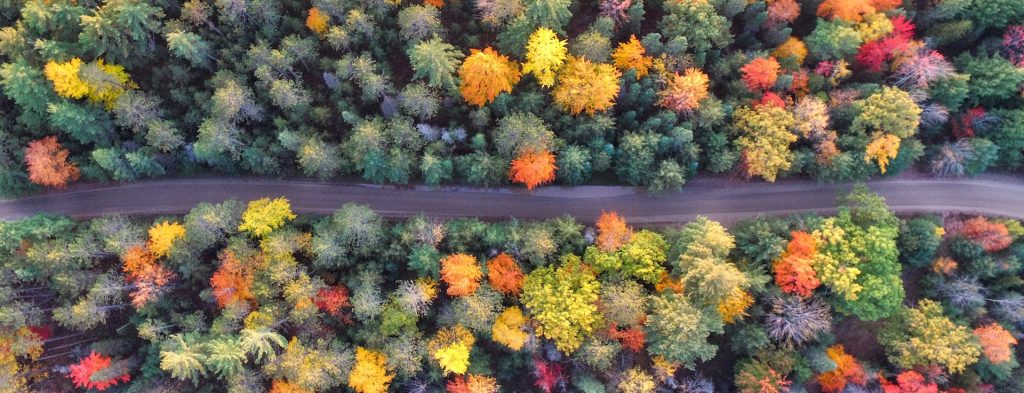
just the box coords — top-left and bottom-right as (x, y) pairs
(441, 253), (482, 296)
(210, 250), (256, 308)
(960, 217), (1012, 253)
(24, 136), (80, 188)
(880, 371), (939, 393)
(122, 245), (175, 308)
(315, 285), (352, 318)
(772, 231), (821, 298)
(974, 323), (1018, 364)
(608, 322), (646, 352)
(69, 352), (130, 391)
(509, 150), (557, 190)
(595, 211), (632, 252)
(487, 253), (524, 295)
(817, 345), (866, 393)
(741, 57), (780, 91)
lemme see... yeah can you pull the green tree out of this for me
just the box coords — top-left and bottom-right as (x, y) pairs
(78, 0), (164, 65)
(805, 19), (862, 60)
(524, 0), (572, 32)
(493, 112), (555, 159)
(850, 87), (922, 139)
(955, 54), (1024, 107)
(312, 203), (386, 268)
(645, 292), (724, 368)
(658, 0), (732, 64)
(166, 30), (212, 66)
(556, 145), (592, 185)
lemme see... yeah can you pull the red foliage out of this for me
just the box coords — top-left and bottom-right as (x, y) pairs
(741, 57), (780, 91)
(755, 92), (787, 109)
(28, 325), (52, 341)
(608, 323), (646, 351)
(447, 376), (471, 393)
(856, 16), (915, 72)
(952, 107), (986, 139)
(69, 352), (130, 391)
(1004, 25), (1024, 66)
(890, 15), (916, 40)
(960, 216), (1012, 252)
(24, 136), (80, 189)
(818, 345), (866, 393)
(533, 359), (564, 393)
(880, 371), (939, 393)
(773, 231), (821, 298)
(487, 253), (524, 295)
(315, 285), (351, 317)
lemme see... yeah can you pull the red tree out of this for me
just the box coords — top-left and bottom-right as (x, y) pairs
(856, 16), (915, 72)
(818, 345), (866, 393)
(24, 136), (80, 188)
(741, 57), (780, 91)
(69, 352), (131, 391)
(880, 371), (939, 393)
(608, 323), (646, 351)
(315, 285), (351, 317)
(533, 359), (564, 393)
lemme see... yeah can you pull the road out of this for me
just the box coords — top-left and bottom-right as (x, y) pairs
(2, 175), (1023, 224)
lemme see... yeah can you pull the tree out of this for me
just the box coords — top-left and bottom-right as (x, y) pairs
(522, 28), (567, 87)
(312, 203), (386, 268)
(773, 231), (821, 298)
(509, 149), (557, 190)
(850, 87), (921, 139)
(524, 0), (571, 31)
(741, 57), (780, 91)
(447, 375), (500, 393)
(348, 347), (393, 393)
(493, 112), (555, 159)
(315, 285), (351, 317)
(69, 352), (131, 391)
(659, 68), (710, 113)
(645, 292), (723, 368)
(596, 211), (632, 252)
(441, 253), (482, 296)
(612, 35), (653, 79)
(880, 371), (939, 393)
(306, 7), (329, 35)
(879, 299), (981, 373)
(765, 296), (832, 346)
(148, 221), (186, 257)
(974, 323), (1018, 365)
(492, 306), (529, 350)
(817, 345), (866, 393)
(23, 136), (79, 188)
(773, 37), (808, 65)
(617, 368), (655, 393)
(238, 197), (296, 237)
(864, 133), (900, 174)
(733, 105), (797, 182)
(486, 253), (524, 295)
(428, 325), (475, 374)
(166, 30), (212, 66)
(552, 56), (621, 115)
(210, 250), (255, 308)
(816, 0), (875, 22)
(459, 47), (521, 106)
(954, 54), (1024, 107)
(43, 58), (89, 99)
(805, 19), (863, 60)
(160, 335), (208, 385)
(521, 256), (601, 352)
(658, 0), (731, 64)
(960, 216), (1012, 252)
(398, 5), (444, 43)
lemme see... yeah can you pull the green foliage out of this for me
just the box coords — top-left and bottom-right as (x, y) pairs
(521, 255), (602, 353)
(955, 54), (1024, 107)
(645, 292), (724, 368)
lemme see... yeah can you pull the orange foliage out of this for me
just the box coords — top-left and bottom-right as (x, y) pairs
(122, 245), (174, 308)
(741, 57), (780, 91)
(441, 253), (482, 296)
(24, 136), (80, 189)
(315, 285), (351, 317)
(609, 323), (646, 351)
(509, 150), (557, 190)
(880, 371), (939, 393)
(69, 352), (130, 391)
(486, 253), (524, 295)
(305, 8), (329, 35)
(658, 68), (710, 113)
(655, 272), (684, 294)
(446, 374), (500, 393)
(425, 0), (445, 7)
(210, 250), (255, 308)
(974, 323), (1018, 364)
(270, 380), (313, 393)
(772, 231), (820, 298)
(595, 211), (632, 252)
(767, 0), (800, 25)
(459, 47), (521, 107)
(870, 0), (902, 11)
(960, 217), (1012, 252)
(612, 35), (654, 79)
(931, 257), (957, 275)
(816, 0), (875, 22)
(817, 345), (866, 393)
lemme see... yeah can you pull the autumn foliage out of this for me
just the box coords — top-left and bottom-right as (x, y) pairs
(533, 359), (565, 393)
(522, 28), (568, 88)
(459, 47), (521, 107)
(305, 8), (329, 35)
(880, 371), (939, 393)
(864, 133), (900, 174)
(773, 231), (821, 298)
(148, 221), (186, 257)
(552, 56), (621, 115)
(658, 68), (710, 113)
(314, 285), (351, 317)
(492, 307), (529, 350)
(69, 352), (130, 391)
(447, 374), (500, 393)
(856, 16), (915, 72)
(509, 150), (557, 190)
(816, 0), (876, 22)
(612, 35), (654, 79)
(348, 347), (394, 393)
(486, 253), (524, 295)
(974, 323), (1018, 364)
(24, 136), (80, 189)
(441, 253), (482, 296)
(595, 211), (632, 252)
(960, 217), (1012, 252)
(122, 245), (175, 307)
(741, 57), (780, 91)
(609, 323), (646, 351)
(817, 345), (866, 393)
(210, 250), (256, 308)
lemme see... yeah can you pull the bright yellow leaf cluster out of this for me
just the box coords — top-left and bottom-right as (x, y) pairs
(864, 133), (900, 174)
(812, 219), (863, 301)
(491, 306), (529, 350)
(44, 58), (90, 99)
(716, 288), (754, 324)
(238, 197), (297, 237)
(773, 37), (808, 65)
(306, 7), (329, 35)
(522, 28), (567, 88)
(43, 58), (135, 109)
(612, 35), (654, 79)
(459, 47), (521, 107)
(348, 347), (394, 393)
(428, 325), (476, 374)
(552, 56), (621, 115)
(148, 221), (186, 258)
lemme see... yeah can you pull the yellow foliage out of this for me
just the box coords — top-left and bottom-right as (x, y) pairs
(552, 56), (622, 115)
(306, 7), (329, 35)
(459, 47), (522, 107)
(612, 35), (654, 79)
(772, 37), (808, 65)
(618, 368), (657, 393)
(658, 68), (710, 113)
(522, 28), (567, 88)
(717, 288), (754, 324)
(86, 60), (135, 109)
(148, 221), (186, 258)
(856, 12), (894, 42)
(434, 343), (471, 374)
(491, 307), (529, 350)
(864, 133), (900, 174)
(348, 347), (394, 393)
(44, 58), (89, 99)
(238, 197), (297, 237)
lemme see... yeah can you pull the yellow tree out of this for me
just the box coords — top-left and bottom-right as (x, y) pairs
(148, 221), (186, 257)
(552, 56), (621, 115)
(491, 307), (529, 350)
(43, 58), (89, 99)
(238, 197), (297, 237)
(459, 47), (522, 106)
(773, 37), (808, 65)
(612, 35), (654, 79)
(733, 105), (797, 182)
(522, 28), (567, 88)
(428, 325), (475, 375)
(43, 58), (135, 109)
(348, 347), (393, 393)
(864, 133), (900, 174)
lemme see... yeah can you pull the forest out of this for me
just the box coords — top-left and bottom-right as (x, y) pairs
(0, 187), (1022, 392)
(2, 0), (1024, 195)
